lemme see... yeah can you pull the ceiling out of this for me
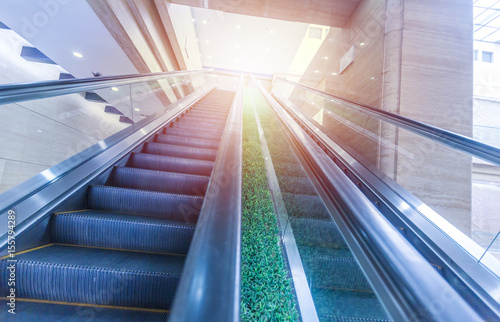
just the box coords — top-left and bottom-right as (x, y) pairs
(191, 5), (318, 75)
(474, 0), (500, 43)
(171, 0), (362, 28)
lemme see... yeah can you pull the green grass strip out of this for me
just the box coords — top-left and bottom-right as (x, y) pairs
(240, 88), (298, 321)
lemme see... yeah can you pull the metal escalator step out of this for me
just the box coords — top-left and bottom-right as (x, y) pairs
(144, 142), (218, 162)
(171, 120), (226, 132)
(128, 153), (214, 176)
(273, 162), (305, 178)
(0, 299), (169, 321)
(310, 287), (389, 321)
(290, 217), (347, 248)
(185, 111), (228, 119)
(188, 107), (229, 114)
(0, 244), (184, 309)
(163, 127), (222, 140)
(299, 245), (371, 291)
(51, 210), (195, 254)
(108, 166), (209, 195)
(88, 185), (203, 222)
(155, 134), (220, 150)
(179, 116), (227, 125)
(282, 193), (331, 220)
(278, 175), (317, 195)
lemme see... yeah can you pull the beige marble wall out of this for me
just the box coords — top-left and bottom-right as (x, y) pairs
(394, 0), (473, 235)
(299, 0), (473, 236)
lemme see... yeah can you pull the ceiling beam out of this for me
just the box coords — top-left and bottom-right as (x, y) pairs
(86, 0), (150, 74)
(155, 0), (187, 70)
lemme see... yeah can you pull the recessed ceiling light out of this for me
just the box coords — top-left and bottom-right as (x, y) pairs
(202, 20), (207, 24)
(360, 42), (365, 46)
(236, 25), (241, 29)
(205, 40), (210, 44)
(235, 44), (240, 48)
(73, 52), (83, 58)
(134, 108), (140, 111)
(371, 77), (375, 80)
(270, 29), (274, 34)
(332, 72), (338, 76)
(314, 70), (320, 73)
(37, 130), (42, 133)
(111, 87), (119, 91)
(324, 56), (328, 60)
(192, 18), (195, 22)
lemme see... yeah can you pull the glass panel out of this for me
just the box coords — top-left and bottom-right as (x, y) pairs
(271, 78), (500, 273)
(0, 71), (216, 196)
(0, 84), (132, 193)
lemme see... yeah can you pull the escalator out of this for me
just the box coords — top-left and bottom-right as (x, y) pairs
(254, 91), (388, 321)
(0, 89), (234, 320)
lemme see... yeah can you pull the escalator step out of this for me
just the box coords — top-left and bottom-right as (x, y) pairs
(88, 185), (203, 222)
(144, 142), (217, 162)
(51, 210), (195, 254)
(290, 217), (347, 248)
(278, 175), (317, 195)
(282, 193), (331, 220)
(185, 111), (228, 119)
(171, 120), (226, 132)
(310, 287), (389, 321)
(0, 299), (169, 321)
(163, 127), (222, 141)
(128, 153), (214, 176)
(108, 166), (209, 195)
(143, 142), (217, 161)
(0, 244), (184, 309)
(299, 246), (371, 291)
(273, 162), (305, 178)
(155, 134), (220, 150)
(178, 116), (226, 126)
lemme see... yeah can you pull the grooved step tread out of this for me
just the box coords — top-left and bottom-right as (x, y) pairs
(0, 299), (169, 321)
(51, 211), (195, 254)
(311, 287), (389, 322)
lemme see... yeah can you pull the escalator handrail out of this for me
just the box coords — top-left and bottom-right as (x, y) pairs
(169, 75), (244, 321)
(254, 75), (482, 321)
(274, 77), (500, 166)
(0, 69), (213, 105)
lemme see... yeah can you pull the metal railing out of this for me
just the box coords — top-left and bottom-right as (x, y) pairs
(169, 74), (244, 321)
(276, 78), (500, 167)
(253, 75), (484, 321)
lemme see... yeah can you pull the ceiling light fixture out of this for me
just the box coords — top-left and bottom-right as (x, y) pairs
(73, 52), (83, 58)
(324, 56), (328, 60)
(111, 87), (119, 91)
(134, 108), (140, 111)
(236, 25), (241, 29)
(314, 70), (320, 73)
(360, 42), (365, 46)
(205, 40), (210, 44)
(202, 20), (207, 24)
(270, 29), (275, 34)
(332, 72), (338, 76)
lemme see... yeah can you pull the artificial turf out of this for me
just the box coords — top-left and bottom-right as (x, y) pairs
(240, 88), (298, 321)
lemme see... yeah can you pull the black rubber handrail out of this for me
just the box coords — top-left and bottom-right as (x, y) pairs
(274, 77), (500, 166)
(0, 69), (212, 105)
(169, 74), (244, 321)
(255, 75), (482, 321)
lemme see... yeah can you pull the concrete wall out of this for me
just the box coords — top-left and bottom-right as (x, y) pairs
(299, 0), (474, 236)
